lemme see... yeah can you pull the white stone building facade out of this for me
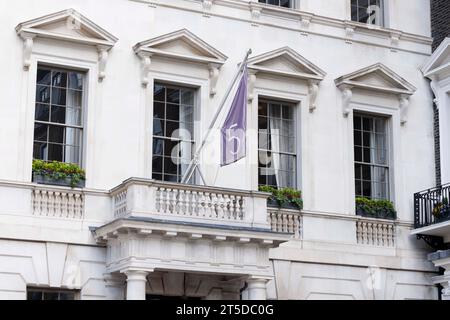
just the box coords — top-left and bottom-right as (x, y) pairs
(0, 0), (440, 300)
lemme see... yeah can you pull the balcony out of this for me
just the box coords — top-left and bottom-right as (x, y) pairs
(94, 178), (297, 282)
(412, 183), (450, 243)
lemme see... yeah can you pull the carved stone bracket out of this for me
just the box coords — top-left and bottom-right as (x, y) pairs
(344, 22), (355, 44)
(399, 94), (410, 125)
(97, 46), (109, 82)
(339, 85), (353, 117)
(299, 13), (313, 36)
(138, 52), (152, 87)
(202, 0), (213, 17)
(430, 76), (440, 109)
(250, 4), (262, 27)
(247, 70), (257, 102)
(390, 31), (402, 52)
(308, 80), (320, 113)
(20, 32), (36, 71)
(209, 63), (220, 96)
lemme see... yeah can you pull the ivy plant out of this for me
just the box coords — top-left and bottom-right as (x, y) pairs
(32, 159), (86, 188)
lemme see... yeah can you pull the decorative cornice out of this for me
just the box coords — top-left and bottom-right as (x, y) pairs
(129, 0), (432, 55)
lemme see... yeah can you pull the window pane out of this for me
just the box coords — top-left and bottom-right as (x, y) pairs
(166, 104), (180, 121)
(52, 71), (67, 87)
(34, 123), (48, 142)
(154, 84), (165, 102)
(33, 142), (47, 160)
(48, 144), (63, 162)
(153, 119), (165, 136)
(36, 86), (50, 103)
(49, 126), (65, 143)
(27, 291), (43, 300)
(67, 90), (82, 108)
(167, 88), (180, 104)
(35, 104), (50, 122)
(65, 145), (80, 164)
(37, 69), (51, 86)
(154, 102), (165, 119)
(52, 88), (67, 106)
(68, 72), (83, 90)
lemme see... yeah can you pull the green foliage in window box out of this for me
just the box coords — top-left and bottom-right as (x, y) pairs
(32, 160), (86, 188)
(258, 186), (303, 210)
(355, 197), (397, 220)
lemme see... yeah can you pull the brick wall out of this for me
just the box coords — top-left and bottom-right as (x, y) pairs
(431, 0), (450, 51)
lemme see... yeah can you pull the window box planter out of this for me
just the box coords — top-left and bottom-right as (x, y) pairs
(260, 186), (303, 211)
(33, 172), (85, 189)
(355, 197), (397, 220)
(32, 160), (86, 189)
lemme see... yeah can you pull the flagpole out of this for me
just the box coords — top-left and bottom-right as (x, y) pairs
(181, 49), (252, 184)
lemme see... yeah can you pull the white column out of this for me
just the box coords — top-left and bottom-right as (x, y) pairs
(125, 270), (149, 300)
(246, 279), (268, 300)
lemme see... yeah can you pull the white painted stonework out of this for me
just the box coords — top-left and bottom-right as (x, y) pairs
(0, 0), (440, 300)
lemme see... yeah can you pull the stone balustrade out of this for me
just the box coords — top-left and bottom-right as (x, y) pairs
(356, 218), (396, 247)
(32, 186), (84, 219)
(110, 178), (270, 229)
(268, 208), (302, 239)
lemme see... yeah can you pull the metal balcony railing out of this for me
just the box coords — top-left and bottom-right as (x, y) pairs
(414, 183), (450, 229)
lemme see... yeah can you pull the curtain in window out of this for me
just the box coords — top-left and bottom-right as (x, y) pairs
(64, 75), (82, 164)
(269, 105), (289, 188)
(370, 118), (387, 199)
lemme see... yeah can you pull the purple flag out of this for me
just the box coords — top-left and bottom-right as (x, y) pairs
(221, 67), (248, 166)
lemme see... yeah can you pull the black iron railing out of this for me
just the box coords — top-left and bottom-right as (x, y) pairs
(414, 183), (450, 229)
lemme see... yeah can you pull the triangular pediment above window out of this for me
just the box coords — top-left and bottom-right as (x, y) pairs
(16, 9), (117, 47)
(422, 38), (450, 79)
(335, 63), (416, 95)
(247, 47), (326, 81)
(133, 29), (228, 66)
(15, 9), (118, 48)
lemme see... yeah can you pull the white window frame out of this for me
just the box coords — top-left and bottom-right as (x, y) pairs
(33, 64), (87, 166)
(346, 103), (399, 216)
(350, 0), (387, 27)
(257, 98), (299, 189)
(145, 73), (206, 183)
(252, 89), (304, 193)
(21, 51), (96, 184)
(353, 111), (391, 200)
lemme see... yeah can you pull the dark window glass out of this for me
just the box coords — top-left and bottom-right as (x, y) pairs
(27, 289), (76, 300)
(353, 113), (389, 201)
(33, 66), (84, 165)
(152, 83), (195, 183)
(259, 0), (292, 8)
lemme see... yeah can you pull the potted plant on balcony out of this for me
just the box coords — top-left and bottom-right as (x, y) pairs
(32, 159), (86, 188)
(258, 186), (303, 210)
(355, 197), (397, 220)
(433, 197), (450, 223)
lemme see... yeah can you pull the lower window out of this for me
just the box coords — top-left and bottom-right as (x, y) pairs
(27, 288), (77, 300)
